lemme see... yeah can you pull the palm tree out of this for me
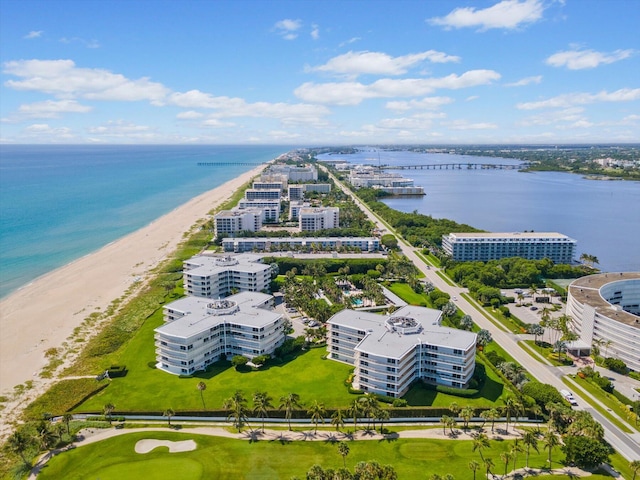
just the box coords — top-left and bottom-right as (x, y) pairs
(359, 393), (379, 430)
(253, 391), (273, 433)
(472, 432), (490, 462)
(331, 408), (346, 432)
(449, 401), (461, 418)
(468, 460), (480, 480)
(35, 421), (57, 451)
(483, 458), (495, 479)
(223, 390), (250, 432)
(522, 431), (539, 468)
(502, 397), (518, 433)
(307, 400), (326, 433)
(337, 441), (350, 468)
(460, 406), (475, 430)
(553, 340), (567, 362)
(528, 285), (538, 300)
(6, 431), (32, 464)
(163, 408), (175, 427)
(480, 408), (500, 433)
(440, 415), (452, 435)
(543, 430), (560, 466)
(530, 404), (543, 430)
(377, 409), (390, 434)
(197, 381), (207, 409)
(630, 460), (640, 480)
(103, 403), (115, 424)
(279, 393), (302, 431)
(511, 440), (523, 472)
(446, 416), (457, 435)
(430, 475), (443, 480)
(348, 398), (361, 432)
(603, 339), (613, 358)
(501, 451), (513, 477)
(62, 413), (74, 436)
(529, 323), (544, 345)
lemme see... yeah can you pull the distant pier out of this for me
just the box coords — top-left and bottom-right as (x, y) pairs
(378, 163), (529, 170)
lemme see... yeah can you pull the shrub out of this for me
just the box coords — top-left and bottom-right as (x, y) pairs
(521, 381), (564, 407)
(392, 399), (408, 407)
(603, 357), (627, 374)
(484, 350), (505, 368)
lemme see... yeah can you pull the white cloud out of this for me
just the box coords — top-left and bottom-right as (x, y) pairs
(443, 120), (498, 130)
(87, 120), (157, 139)
(386, 97), (454, 112)
(24, 31), (43, 39)
(176, 111), (204, 120)
(268, 130), (302, 140)
(339, 37), (361, 47)
(505, 75), (542, 87)
(274, 19), (302, 40)
(465, 96), (479, 101)
(545, 48), (635, 70)
(17, 99), (92, 118)
(519, 107), (586, 126)
(59, 37), (100, 48)
(429, 0), (544, 31)
(22, 123), (75, 141)
(309, 50), (460, 76)
(517, 88), (640, 109)
(3, 59), (169, 102)
(202, 118), (236, 128)
(295, 70), (501, 105)
(311, 24), (320, 40)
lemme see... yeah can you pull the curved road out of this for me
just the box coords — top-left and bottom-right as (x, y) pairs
(323, 165), (640, 461)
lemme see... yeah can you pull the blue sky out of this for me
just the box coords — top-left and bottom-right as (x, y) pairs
(1, 0), (638, 144)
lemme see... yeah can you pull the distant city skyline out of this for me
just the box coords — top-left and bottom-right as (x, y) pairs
(1, 0), (638, 144)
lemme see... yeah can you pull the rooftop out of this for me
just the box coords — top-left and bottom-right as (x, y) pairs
(569, 272), (640, 327)
(447, 232), (574, 240)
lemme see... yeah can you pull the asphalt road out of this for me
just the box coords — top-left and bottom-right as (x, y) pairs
(323, 165), (640, 461)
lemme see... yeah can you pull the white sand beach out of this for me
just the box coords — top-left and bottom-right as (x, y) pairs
(0, 164), (265, 396)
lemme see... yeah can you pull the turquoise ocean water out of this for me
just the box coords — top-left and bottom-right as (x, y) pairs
(0, 145), (290, 299)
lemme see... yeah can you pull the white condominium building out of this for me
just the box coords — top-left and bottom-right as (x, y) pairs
(327, 306), (476, 397)
(287, 183), (332, 201)
(566, 272), (640, 372)
(253, 180), (286, 191)
(245, 188), (282, 201)
(237, 199), (281, 222)
(268, 164), (318, 182)
(442, 232), (576, 264)
(299, 207), (339, 232)
(222, 236), (380, 253)
(183, 253), (273, 298)
(289, 201), (310, 220)
(214, 209), (262, 236)
(288, 184), (305, 201)
(155, 292), (285, 375)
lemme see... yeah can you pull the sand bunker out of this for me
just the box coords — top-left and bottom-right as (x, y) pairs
(135, 439), (197, 454)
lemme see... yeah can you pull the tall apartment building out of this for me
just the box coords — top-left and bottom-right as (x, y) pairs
(442, 232), (577, 264)
(244, 189), (282, 201)
(253, 180), (286, 191)
(287, 184), (305, 201)
(268, 164), (318, 182)
(289, 201), (309, 220)
(299, 207), (339, 232)
(327, 306), (476, 397)
(155, 292), (285, 375)
(214, 209), (262, 236)
(183, 253), (273, 298)
(237, 199), (281, 222)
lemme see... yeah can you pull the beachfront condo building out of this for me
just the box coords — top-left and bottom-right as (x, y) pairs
(183, 253), (273, 299)
(214, 209), (262, 236)
(288, 184), (305, 201)
(244, 188), (282, 201)
(237, 199), (281, 222)
(299, 207), (339, 232)
(288, 183), (333, 200)
(289, 200), (310, 220)
(253, 180), (286, 191)
(327, 306), (477, 397)
(442, 232), (576, 264)
(268, 164), (318, 182)
(222, 236), (380, 253)
(155, 292), (285, 375)
(566, 272), (640, 372)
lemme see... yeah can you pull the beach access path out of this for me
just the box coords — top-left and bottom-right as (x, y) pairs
(0, 164), (266, 435)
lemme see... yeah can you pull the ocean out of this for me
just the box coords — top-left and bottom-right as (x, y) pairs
(318, 149), (640, 273)
(0, 145), (290, 299)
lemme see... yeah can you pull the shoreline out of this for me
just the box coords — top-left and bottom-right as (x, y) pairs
(0, 163), (266, 395)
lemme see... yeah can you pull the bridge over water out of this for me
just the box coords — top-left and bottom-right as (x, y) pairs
(379, 163), (529, 170)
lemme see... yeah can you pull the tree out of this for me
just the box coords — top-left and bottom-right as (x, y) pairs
(441, 301), (458, 318)
(460, 406), (474, 430)
(528, 323), (544, 344)
(223, 390), (250, 432)
(553, 340), (567, 362)
(522, 430), (539, 468)
(331, 408), (346, 432)
(5, 431), (32, 465)
(163, 408), (175, 427)
(279, 392), (302, 431)
(197, 381), (207, 409)
(307, 400), (326, 433)
(440, 415), (452, 435)
(377, 409), (390, 434)
(472, 432), (490, 462)
(103, 403), (115, 424)
(349, 398), (361, 432)
(630, 460), (640, 480)
(338, 441), (350, 468)
(253, 391), (273, 433)
(500, 451), (513, 477)
(62, 413), (73, 436)
(511, 440), (523, 472)
(543, 430), (560, 465)
(458, 314), (473, 331)
(501, 397), (519, 433)
(231, 355), (249, 369)
(35, 421), (57, 451)
(483, 458), (495, 479)
(562, 435), (610, 468)
(476, 329), (493, 349)
(359, 393), (380, 430)
(468, 460), (480, 480)
(481, 408), (499, 434)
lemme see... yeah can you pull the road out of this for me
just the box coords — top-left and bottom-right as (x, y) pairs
(323, 165), (640, 461)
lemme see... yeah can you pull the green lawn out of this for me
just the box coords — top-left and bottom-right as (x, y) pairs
(36, 430), (588, 480)
(386, 282), (432, 306)
(76, 345), (354, 412)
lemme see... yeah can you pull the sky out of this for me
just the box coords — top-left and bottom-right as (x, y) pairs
(1, 0), (638, 145)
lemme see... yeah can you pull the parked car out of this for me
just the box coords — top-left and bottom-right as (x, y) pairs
(302, 317), (310, 324)
(530, 306), (538, 311)
(308, 320), (318, 327)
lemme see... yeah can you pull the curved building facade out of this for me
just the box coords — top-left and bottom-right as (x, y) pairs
(566, 273), (640, 372)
